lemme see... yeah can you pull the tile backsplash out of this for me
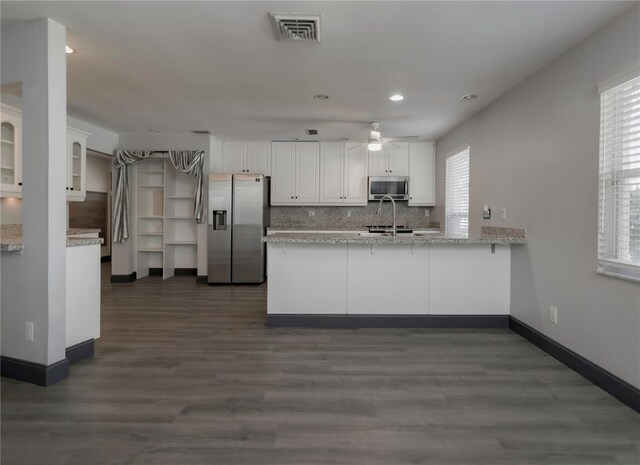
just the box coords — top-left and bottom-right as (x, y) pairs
(270, 204), (439, 230)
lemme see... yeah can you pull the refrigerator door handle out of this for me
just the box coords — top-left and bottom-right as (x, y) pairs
(212, 210), (227, 230)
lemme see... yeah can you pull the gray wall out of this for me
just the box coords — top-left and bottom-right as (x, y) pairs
(432, 5), (640, 387)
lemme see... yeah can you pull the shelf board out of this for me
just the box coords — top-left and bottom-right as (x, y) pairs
(138, 170), (165, 174)
(72, 156), (80, 159)
(0, 166), (14, 170)
(138, 185), (164, 189)
(138, 216), (163, 219)
(138, 232), (163, 236)
(165, 216), (193, 220)
(166, 195), (195, 199)
(1, 140), (14, 145)
(138, 248), (164, 252)
(165, 241), (197, 245)
(72, 174), (80, 177)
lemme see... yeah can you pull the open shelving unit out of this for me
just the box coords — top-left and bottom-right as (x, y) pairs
(134, 157), (199, 280)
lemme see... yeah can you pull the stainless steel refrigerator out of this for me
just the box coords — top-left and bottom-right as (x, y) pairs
(208, 173), (268, 284)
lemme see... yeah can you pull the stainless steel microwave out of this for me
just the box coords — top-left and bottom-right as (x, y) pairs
(368, 176), (410, 201)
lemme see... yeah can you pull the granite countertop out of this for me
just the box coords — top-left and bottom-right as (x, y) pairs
(263, 232), (526, 246)
(1, 225), (103, 253)
(263, 226), (527, 246)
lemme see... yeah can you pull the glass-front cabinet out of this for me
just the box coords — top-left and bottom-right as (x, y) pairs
(67, 127), (89, 201)
(0, 104), (22, 196)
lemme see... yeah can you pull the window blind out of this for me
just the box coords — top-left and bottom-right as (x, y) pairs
(445, 147), (470, 237)
(598, 74), (640, 281)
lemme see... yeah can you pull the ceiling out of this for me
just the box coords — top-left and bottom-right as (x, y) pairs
(1, 1), (634, 141)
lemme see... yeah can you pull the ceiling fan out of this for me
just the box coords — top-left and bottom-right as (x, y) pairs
(366, 121), (419, 151)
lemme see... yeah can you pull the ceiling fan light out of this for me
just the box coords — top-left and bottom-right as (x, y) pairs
(367, 142), (382, 151)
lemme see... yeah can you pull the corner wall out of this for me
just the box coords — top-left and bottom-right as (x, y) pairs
(433, 5), (640, 387)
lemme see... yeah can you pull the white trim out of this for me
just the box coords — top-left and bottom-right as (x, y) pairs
(597, 259), (640, 283)
(598, 67), (640, 94)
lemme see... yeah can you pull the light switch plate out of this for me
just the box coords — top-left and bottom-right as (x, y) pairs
(549, 305), (558, 324)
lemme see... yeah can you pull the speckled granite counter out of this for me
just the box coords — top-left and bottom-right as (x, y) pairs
(1, 224), (103, 253)
(263, 232), (526, 246)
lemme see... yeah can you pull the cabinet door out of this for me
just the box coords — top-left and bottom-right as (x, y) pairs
(222, 142), (246, 173)
(387, 142), (409, 176)
(295, 142), (320, 203)
(368, 148), (388, 176)
(344, 142), (368, 204)
(0, 107), (22, 195)
(408, 142), (435, 206)
(246, 142), (270, 175)
(271, 142), (296, 204)
(67, 130), (87, 201)
(319, 142), (344, 203)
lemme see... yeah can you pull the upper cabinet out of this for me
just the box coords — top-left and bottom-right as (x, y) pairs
(221, 141), (270, 175)
(0, 105), (89, 200)
(271, 141), (319, 205)
(368, 142), (409, 176)
(408, 142), (435, 206)
(1, 104), (22, 195)
(320, 141), (368, 205)
(67, 127), (89, 202)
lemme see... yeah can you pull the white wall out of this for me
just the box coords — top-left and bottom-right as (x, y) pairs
(86, 152), (111, 193)
(1, 19), (68, 365)
(67, 115), (118, 155)
(111, 133), (213, 276)
(433, 5), (640, 387)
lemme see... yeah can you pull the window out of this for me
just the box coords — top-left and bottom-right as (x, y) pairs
(598, 74), (640, 282)
(445, 147), (470, 237)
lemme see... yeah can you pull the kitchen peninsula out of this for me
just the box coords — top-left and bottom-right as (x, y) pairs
(264, 227), (526, 327)
(1, 225), (102, 362)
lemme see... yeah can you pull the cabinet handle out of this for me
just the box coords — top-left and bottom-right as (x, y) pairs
(390, 170), (393, 173)
(66, 187), (69, 190)
(70, 187), (74, 191)
(18, 182), (22, 186)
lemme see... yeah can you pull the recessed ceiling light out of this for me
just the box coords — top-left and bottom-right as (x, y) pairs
(65, 45), (75, 54)
(461, 94), (477, 100)
(389, 94), (404, 101)
(314, 94), (329, 100)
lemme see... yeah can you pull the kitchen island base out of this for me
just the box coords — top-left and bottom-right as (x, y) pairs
(266, 241), (514, 323)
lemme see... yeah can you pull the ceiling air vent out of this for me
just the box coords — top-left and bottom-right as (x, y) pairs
(306, 129), (318, 135)
(270, 13), (322, 42)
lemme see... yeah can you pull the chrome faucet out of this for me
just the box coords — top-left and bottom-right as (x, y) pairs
(376, 194), (397, 237)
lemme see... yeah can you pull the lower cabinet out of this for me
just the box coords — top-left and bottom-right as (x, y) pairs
(267, 243), (512, 315)
(428, 245), (510, 315)
(347, 244), (429, 314)
(267, 243), (348, 314)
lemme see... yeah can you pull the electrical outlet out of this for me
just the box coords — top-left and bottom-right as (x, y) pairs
(347, 210), (351, 218)
(424, 209), (430, 217)
(501, 208), (507, 220)
(549, 305), (558, 324)
(308, 209), (315, 217)
(25, 322), (34, 342)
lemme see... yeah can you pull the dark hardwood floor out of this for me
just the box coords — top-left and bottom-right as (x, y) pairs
(1, 262), (639, 464)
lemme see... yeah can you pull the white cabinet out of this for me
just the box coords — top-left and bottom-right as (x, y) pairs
(408, 142), (435, 206)
(347, 244), (429, 314)
(0, 104), (22, 196)
(320, 141), (368, 205)
(67, 127), (89, 201)
(429, 245), (510, 315)
(368, 142), (409, 176)
(271, 141), (319, 205)
(267, 243), (348, 314)
(222, 141), (271, 175)
(319, 142), (344, 203)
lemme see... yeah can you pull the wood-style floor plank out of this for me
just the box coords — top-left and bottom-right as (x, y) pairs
(1, 262), (638, 465)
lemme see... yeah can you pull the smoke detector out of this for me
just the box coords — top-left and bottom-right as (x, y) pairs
(270, 13), (322, 42)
